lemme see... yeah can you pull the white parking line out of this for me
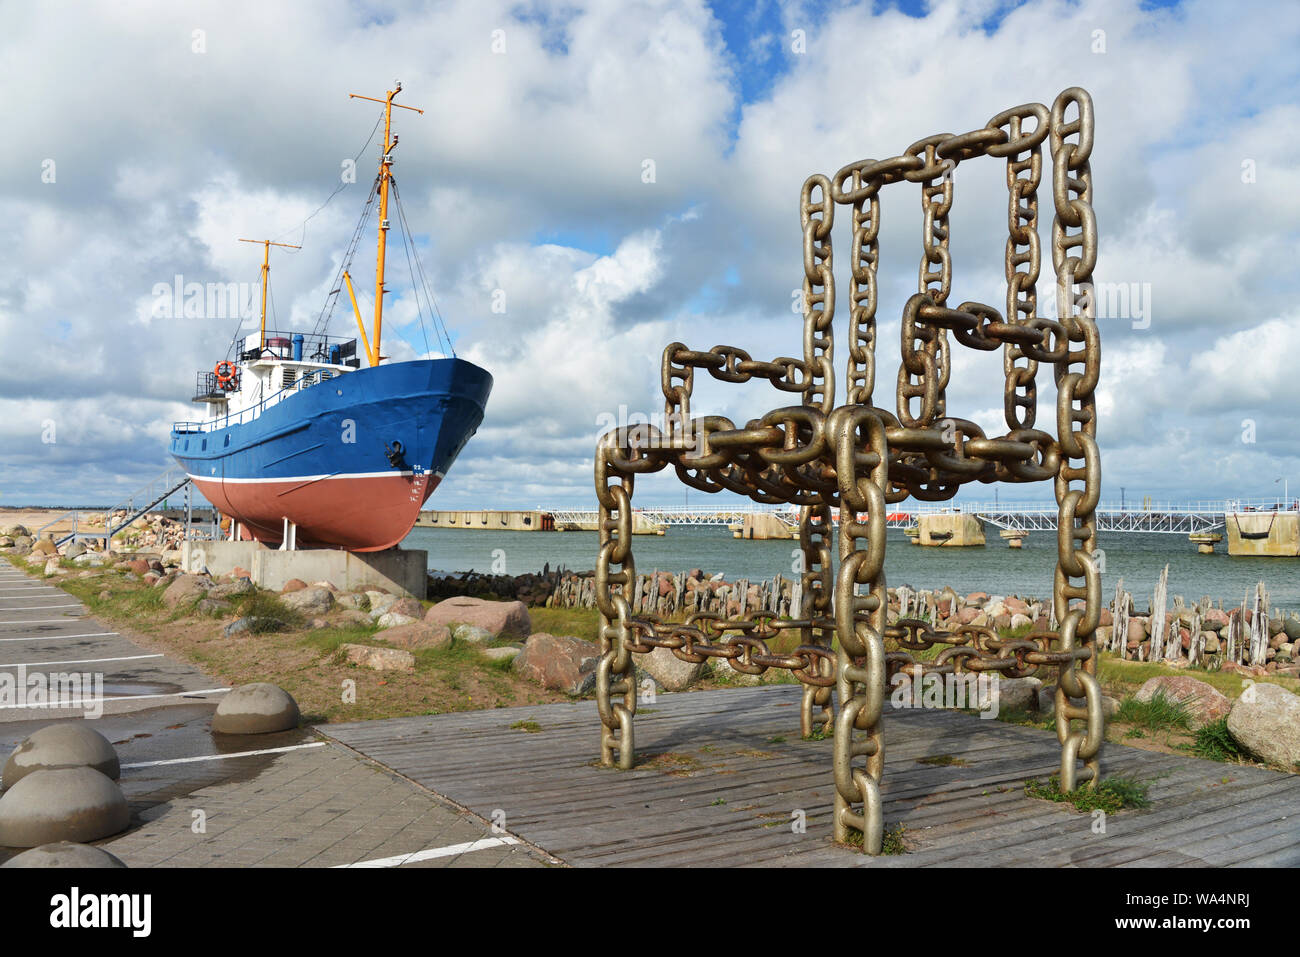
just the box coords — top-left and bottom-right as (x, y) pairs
(0, 631), (119, 642)
(335, 836), (521, 868)
(0, 687), (230, 709)
(0, 604), (83, 610)
(0, 653), (163, 668)
(0, 618), (87, 624)
(121, 742), (327, 769)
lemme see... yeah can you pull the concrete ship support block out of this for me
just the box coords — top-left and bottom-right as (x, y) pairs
(182, 541), (427, 598)
(2, 842), (127, 868)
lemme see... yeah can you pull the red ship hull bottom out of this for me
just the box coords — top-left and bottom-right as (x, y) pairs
(192, 471), (441, 552)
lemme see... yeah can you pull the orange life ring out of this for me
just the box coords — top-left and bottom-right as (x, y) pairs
(214, 360), (238, 391)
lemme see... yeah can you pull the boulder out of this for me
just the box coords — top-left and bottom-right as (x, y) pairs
(366, 592), (399, 617)
(281, 579), (308, 593)
(208, 579), (254, 599)
(1227, 683), (1300, 768)
(64, 542), (86, 559)
(484, 646), (521, 663)
(1009, 613), (1032, 631)
(377, 597), (423, 621)
(338, 643), (415, 671)
(1134, 676), (1230, 729)
(3, 724), (120, 789)
(451, 624), (493, 644)
(43, 558), (60, 576)
(31, 539), (57, 557)
(375, 612), (417, 630)
(197, 598), (232, 616)
(376, 622), (451, 649)
(337, 609), (374, 627)
(634, 646), (706, 692)
(425, 596), (531, 639)
(162, 573), (212, 608)
(993, 676), (1042, 713)
(280, 586), (334, 615)
(513, 633), (600, 695)
(336, 593), (370, 611)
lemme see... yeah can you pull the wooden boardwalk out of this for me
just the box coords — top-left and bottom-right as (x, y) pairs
(321, 685), (1300, 867)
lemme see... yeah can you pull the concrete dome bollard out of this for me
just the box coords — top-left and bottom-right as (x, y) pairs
(0, 768), (130, 848)
(2, 841), (126, 868)
(211, 682), (300, 735)
(2, 723), (121, 790)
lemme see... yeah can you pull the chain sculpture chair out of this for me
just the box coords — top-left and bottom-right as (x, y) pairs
(593, 88), (1103, 854)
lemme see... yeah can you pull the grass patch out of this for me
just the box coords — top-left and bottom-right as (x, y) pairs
(917, 753), (969, 767)
(233, 590), (304, 632)
(1190, 717), (1243, 763)
(1024, 774), (1152, 813)
(509, 719), (542, 733)
(1117, 690), (1192, 734)
(840, 823), (909, 855)
(528, 606), (602, 642)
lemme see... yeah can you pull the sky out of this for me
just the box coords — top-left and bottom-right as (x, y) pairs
(0, 0), (1297, 510)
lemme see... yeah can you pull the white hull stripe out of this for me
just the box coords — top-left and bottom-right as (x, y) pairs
(187, 470), (445, 485)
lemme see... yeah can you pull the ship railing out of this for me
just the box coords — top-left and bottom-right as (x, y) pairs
(173, 364), (348, 434)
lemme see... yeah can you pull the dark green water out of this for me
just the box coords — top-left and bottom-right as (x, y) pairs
(401, 525), (1300, 609)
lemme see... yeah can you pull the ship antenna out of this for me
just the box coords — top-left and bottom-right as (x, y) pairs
(238, 238), (302, 354)
(346, 84), (423, 366)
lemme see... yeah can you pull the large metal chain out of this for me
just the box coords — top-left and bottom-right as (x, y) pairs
(594, 88), (1102, 855)
(1048, 87), (1103, 791)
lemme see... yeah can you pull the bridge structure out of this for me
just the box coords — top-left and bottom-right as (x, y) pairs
(538, 500), (1293, 535)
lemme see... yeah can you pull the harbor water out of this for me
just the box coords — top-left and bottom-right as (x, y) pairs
(402, 525), (1300, 610)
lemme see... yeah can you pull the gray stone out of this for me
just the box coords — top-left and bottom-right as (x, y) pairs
(0, 768), (130, 847)
(452, 624), (493, 644)
(1227, 683), (1300, 768)
(197, 598), (232, 616)
(337, 592), (370, 612)
(338, 644), (415, 671)
(375, 611), (417, 630)
(64, 542), (86, 559)
(280, 586), (334, 615)
(634, 646), (705, 691)
(993, 676), (1042, 713)
(483, 646), (521, 663)
(3, 723), (120, 790)
(211, 682), (299, 735)
(162, 573), (212, 608)
(208, 579), (254, 599)
(366, 592), (398, 617)
(2, 841), (126, 868)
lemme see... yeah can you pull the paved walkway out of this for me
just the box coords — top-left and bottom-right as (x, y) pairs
(0, 558), (551, 868)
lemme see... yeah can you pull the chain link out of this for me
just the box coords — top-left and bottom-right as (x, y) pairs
(595, 88), (1103, 854)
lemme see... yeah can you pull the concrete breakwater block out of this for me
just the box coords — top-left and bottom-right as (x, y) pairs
(0, 768), (130, 848)
(211, 682), (299, 735)
(2, 841), (126, 868)
(2, 723), (121, 790)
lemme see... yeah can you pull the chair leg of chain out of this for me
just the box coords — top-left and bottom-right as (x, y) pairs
(595, 453), (639, 771)
(798, 504), (835, 738)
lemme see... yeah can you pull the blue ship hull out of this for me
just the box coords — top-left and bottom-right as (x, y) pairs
(170, 357), (492, 550)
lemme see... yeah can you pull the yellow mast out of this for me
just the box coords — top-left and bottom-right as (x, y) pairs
(348, 82), (423, 366)
(238, 237), (301, 352)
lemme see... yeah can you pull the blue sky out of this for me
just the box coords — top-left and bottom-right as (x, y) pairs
(1, 0), (1297, 512)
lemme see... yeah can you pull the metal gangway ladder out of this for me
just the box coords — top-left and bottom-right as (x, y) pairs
(35, 465), (197, 547)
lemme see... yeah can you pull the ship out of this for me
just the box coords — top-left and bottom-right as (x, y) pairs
(169, 84), (492, 552)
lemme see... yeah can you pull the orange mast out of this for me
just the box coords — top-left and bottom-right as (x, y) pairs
(238, 237), (301, 351)
(346, 82), (423, 366)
